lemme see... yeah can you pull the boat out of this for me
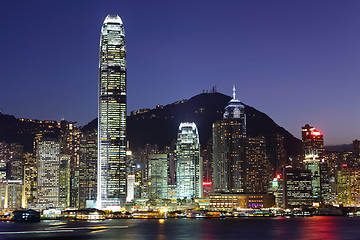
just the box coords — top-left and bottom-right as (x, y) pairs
(12, 209), (41, 222)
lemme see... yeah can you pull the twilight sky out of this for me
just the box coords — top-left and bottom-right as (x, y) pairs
(1, 0), (360, 145)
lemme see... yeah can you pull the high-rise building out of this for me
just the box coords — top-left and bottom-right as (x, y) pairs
(0, 180), (23, 210)
(283, 167), (313, 208)
(6, 155), (24, 181)
(337, 168), (360, 206)
(213, 86), (246, 193)
(353, 139), (360, 169)
(126, 175), (135, 202)
(59, 154), (71, 208)
(0, 162), (6, 180)
(302, 124), (325, 159)
(176, 122), (202, 199)
(59, 120), (81, 208)
(302, 124), (327, 204)
(24, 153), (37, 207)
(98, 14), (127, 210)
(37, 139), (61, 208)
(148, 154), (168, 200)
(79, 129), (98, 208)
(275, 133), (287, 173)
(245, 136), (270, 193)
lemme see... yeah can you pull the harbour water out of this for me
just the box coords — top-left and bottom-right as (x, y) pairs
(0, 216), (359, 240)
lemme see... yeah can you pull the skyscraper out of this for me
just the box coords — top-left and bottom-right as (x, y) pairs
(98, 14), (127, 210)
(245, 136), (270, 193)
(37, 139), (61, 208)
(176, 122), (202, 199)
(213, 86), (246, 193)
(301, 124), (329, 204)
(79, 128), (97, 208)
(301, 124), (325, 159)
(148, 154), (168, 200)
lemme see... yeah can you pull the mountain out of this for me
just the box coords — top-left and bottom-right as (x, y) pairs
(83, 92), (302, 156)
(325, 144), (353, 152)
(0, 92), (302, 157)
(126, 92), (302, 156)
(0, 114), (59, 153)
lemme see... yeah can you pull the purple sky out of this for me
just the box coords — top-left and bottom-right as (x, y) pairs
(1, 0), (360, 145)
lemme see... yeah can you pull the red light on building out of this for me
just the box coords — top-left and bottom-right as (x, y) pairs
(311, 131), (321, 136)
(203, 181), (212, 186)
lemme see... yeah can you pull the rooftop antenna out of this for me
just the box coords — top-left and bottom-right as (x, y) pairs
(232, 84), (236, 100)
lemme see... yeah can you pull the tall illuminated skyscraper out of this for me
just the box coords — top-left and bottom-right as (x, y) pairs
(213, 86), (246, 193)
(98, 14), (127, 210)
(176, 122), (202, 199)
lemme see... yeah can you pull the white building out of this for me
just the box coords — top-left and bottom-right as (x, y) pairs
(98, 14), (127, 211)
(176, 122), (202, 199)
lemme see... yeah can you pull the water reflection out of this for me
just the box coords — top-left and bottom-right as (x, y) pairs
(0, 217), (360, 240)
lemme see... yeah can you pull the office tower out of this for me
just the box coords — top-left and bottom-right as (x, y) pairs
(353, 139), (360, 169)
(283, 167), (313, 208)
(0, 180), (23, 210)
(168, 153), (176, 185)
(302, 124), (325, 158)
(126, 175), (135, 202)
(302, 124), (327, 204)
(176, 122), (202, 199)
(337, 168), (360, 206)
(213, 86), (246, 193)
(245, 136), (270, 193)
(303, 158), (321, 201)
(269, 175), (284, 208)
(98, 14), (127, 210)
(59, 154), (71, 208)
(59, 120), (81, 208)
(275, 133), (287, 173)
(79, 129), (97, 208)
(202, 139), (213, 187)
(149, 154), (168, 200)
(319, 163), (331, 204)
(37, 139), (60, 208)
(24, 153), (37, 207)
(0, 161), (6, 180)
(6, 155), (24, 181)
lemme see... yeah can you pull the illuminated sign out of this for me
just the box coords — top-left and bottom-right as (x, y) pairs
(272, 179), (279, 188)
(311, 131), (321, 136)
(203, 181), (212, 186)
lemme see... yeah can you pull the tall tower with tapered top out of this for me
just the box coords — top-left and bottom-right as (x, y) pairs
(98, 14), (127, 210)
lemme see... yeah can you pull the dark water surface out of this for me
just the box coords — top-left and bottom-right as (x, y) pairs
(0, 216), (359, 240)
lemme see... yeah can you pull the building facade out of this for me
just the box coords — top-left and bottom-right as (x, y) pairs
(148, 154), (168, 200)
(245, 136), (270, 193)
(176, 122), (202, 199)
(98, 14), (127, 210)
(59, 154), (71, 208)
(79, 128), (98, 208)
(302, 124), (325, 159)
(213, 86), (246, 193)
(337, 168), (360, 206)
(283, 167), (313, 208)
(37, 139), (61, 208)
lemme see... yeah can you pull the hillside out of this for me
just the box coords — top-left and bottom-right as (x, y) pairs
(126, 92), (302, 156)
(0, 92), (302, 157)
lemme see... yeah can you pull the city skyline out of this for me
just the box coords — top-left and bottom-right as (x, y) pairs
(1, 1), (360, 145)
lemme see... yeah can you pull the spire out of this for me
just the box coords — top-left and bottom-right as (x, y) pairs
(232, 84), (236, 100)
